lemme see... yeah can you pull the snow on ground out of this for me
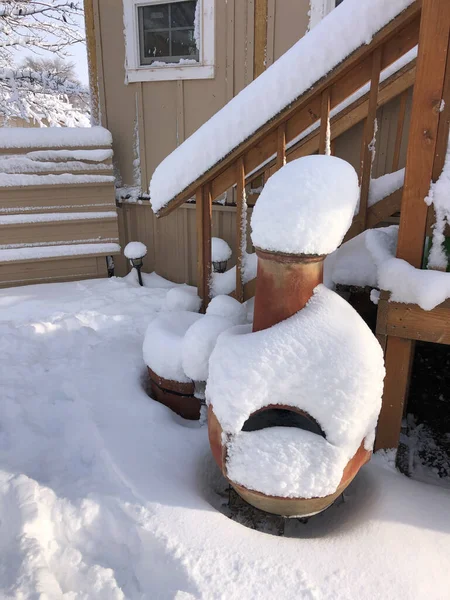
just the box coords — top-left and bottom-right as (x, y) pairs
(0, 276), (450, 599)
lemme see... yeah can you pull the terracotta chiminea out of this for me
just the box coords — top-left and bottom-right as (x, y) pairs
(207, 155), (385, 517)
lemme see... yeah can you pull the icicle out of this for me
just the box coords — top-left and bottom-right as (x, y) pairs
(325, 115), (331, 156)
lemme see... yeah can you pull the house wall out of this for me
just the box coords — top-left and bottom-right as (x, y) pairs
(93, 0), (411, 282)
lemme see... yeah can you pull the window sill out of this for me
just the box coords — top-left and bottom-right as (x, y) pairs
(126, 63), (214, 83)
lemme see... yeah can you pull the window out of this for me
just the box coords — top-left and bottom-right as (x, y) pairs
(123, 0), (215, 83)
(138, 2), (199, 65)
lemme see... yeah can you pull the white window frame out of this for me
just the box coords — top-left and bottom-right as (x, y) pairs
(123, 0), (215, 83)
(308, 0), (339, 30)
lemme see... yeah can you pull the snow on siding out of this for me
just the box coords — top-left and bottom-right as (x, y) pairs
(0, 127), (112, 149)
(0, 212), (117, 225)
(0, 243), (120, 262)
(0, 173), (115, 187)
(150, 0), (415, 213)
(0, 156), (112, 175)
(26, 149), (113, 162)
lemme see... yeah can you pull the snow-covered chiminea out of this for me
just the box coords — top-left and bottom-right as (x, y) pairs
(206, 155), (385, 517)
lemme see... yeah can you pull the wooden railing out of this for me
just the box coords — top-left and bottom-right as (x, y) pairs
(158, 1), (423, 308)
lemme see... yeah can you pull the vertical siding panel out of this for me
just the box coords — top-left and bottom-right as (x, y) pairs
(226, 0), (235, 101)
(97, 0), (136, 185)
(266, 0), (276, 68)
(136, 84), (149, 191)
(92, 0), (107, 127)
(142, 81), (178, 180)
(176, 81), (185, 145)
(273, 0), (309, 61)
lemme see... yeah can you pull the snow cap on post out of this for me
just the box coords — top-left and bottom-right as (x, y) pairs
(124, 241), (147, 260)
(251, 155), (359, 256)
(211, 237), (232, 263)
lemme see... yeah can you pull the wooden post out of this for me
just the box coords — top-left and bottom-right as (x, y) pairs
(253, 0), (268, 79)
(318, 89), (331, 155)
(396, 0), (450, 267)
(376, 0), (450, 450)
(196, 185), (212, 310)
(83, 0), (100, 125)
(359, 47), (382, 231)
(236, 158), (246, 302)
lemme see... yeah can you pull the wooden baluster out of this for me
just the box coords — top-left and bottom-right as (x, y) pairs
(236, 157), (246, 303)
(196, 184), (212, 311)
(319, 88), (331, 155)
(359, 47), (382, 231)
(392, 89), (409, 172)
(276, 123), (286, 170)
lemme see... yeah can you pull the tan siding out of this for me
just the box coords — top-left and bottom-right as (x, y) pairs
(272, 0), (310, 62)
(0, 184), (116, 214)
(0, 135), (118, 288)
(97, 0), (136, 184)
(0, 217), (118, 246)
(0, 255), (107, 288)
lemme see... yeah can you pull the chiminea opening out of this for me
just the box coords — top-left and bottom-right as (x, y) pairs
(241, 407), (325, 438)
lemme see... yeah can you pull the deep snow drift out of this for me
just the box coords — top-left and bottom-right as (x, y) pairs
(0, 275), (449, 599)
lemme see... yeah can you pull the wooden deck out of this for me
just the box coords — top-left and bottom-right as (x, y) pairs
(0, 134), (120, 287)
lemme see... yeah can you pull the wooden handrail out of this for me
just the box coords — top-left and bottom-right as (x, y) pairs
(157, 2), (421, 219)
(248, 58), (416, 190)
(168, 2), (423, 306)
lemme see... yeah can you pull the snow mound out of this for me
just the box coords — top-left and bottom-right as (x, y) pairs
(369, 168), (405, 207)
(143, 311), (202, 382)
(226, 428), (349, 499)
(150, 0), (415, 213)
(366, 227), (450, 310)
(331, 226), (398, 288)
(124, 241), (147, 260)
(182, 315), (234, 382)
(206, 295), (247, 324)
(164, 286), (201, 312)
(250, 156), (359, 255)
(211, 237), (232, 262)
(207, 285), (385, 459)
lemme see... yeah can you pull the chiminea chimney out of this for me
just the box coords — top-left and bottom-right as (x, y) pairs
(250, 155), (359, 332)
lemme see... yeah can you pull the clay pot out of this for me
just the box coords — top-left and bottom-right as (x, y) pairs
(208, 405), (371, 517)
(148, 367), (201, 420)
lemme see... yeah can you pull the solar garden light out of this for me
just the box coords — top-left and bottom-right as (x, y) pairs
(124, 241), (147, 287)
(211, 237), (232, 273)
